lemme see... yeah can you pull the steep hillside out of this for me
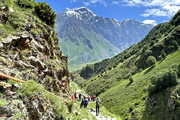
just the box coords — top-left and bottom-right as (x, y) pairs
(77, 9), (180, 120)
(55, 7), (153, 71)
(0, 0), (97, 119)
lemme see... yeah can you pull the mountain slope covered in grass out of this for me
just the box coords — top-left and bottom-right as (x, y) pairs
(76, 9), (180, 120)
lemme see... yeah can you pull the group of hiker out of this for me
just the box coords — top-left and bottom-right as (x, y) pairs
(72, 92), (101, 116)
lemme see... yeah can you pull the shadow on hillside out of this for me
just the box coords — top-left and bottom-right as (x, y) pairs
(159, 58), (165, 64)
(144, 66), (155, 74)
(126, 81), (133, 87)
(141, 94), (162, 120)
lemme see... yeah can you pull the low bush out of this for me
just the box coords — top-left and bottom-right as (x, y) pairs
(35, 2), (56, 27)
(161, 50), (166, 59)
(17, 0), (35, 8)
(146, 56), (156, 67)
(21, 80), (44, 96)
(0, 98), (8, 106)
(67, 101), (74, 113)
(149, 69), (178, 96)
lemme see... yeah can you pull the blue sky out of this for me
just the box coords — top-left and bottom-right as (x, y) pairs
(35, 0), (180, 25)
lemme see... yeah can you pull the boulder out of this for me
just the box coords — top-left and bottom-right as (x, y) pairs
(0, 100), (28, 118)
(29, 56), (45, 70)
(11, 83), (21, 91)
(91, 108), (96, 112)
(14, 60), (34, 69)
(31, 39), (44, 52)
(9, 8), (14, 12)
(167, 96), (176, 111)
(75, 111), (80, 116)
(0, 42), (3, 48)
(27, 93), (56, 120)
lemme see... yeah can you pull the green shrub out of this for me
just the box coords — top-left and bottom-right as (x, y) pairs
(17, 0), (35, 8)
(178, 64), (180, 77)
(4, 0), (13, 8)
(170, 63), (180, 78)
(170, 10), (180, 26)
(35, 2), (56, 27)
(0, 98), (8, 106)
(171, 41), (179, 50)
(45, 93), (67, 118)
(12, 113), (23, 120)
(129, 76), (134, 83)
(126, 73), (132, 79)
(146, 56), (156, 67)
(149, 69), (178, 96)
(21, 80), (44, 96)
(67, 101), (74, 113)
(161, 50), (166, 59)
(142, 45), (148, 53)
(9, 12), (24, 29)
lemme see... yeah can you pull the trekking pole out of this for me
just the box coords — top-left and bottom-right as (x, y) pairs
(0, 72), (25, 83)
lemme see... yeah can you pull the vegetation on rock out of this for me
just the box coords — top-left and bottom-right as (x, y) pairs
(17, 0), (35, 8)
(35, 2), (56, 27)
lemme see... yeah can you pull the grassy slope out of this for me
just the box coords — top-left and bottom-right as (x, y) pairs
(76, 10), (180, 120)
(99, 49), (180, 119)
(80, 17), (180, 97)
(59, 30), (120, 71)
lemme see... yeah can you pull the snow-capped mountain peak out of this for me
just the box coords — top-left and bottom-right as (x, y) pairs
(55, 7), (154, 69)
(61, 7), (96, 20)
(75, 7), (96, 17)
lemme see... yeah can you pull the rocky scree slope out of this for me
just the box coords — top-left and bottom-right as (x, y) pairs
(55, 7), (154, 71)
(76, 9), (180, 120)
(0, 1), (70, 119)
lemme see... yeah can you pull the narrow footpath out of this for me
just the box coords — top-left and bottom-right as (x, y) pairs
(87, 109), (116, 120)
(74, 87), (117, 120)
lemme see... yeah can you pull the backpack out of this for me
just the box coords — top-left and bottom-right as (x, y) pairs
(85, 99), (88, 105)
(96, 100), (100, 106)
(81, 98), (84, 104)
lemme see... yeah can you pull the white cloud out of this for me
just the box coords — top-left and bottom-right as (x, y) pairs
(143, 19), (157, 26)
(141, 9), (167, 17)
(112, 1), (120, 5)
(123, 0), (180, 17)
(83, 2), (90, 6)
(70, 0), (79, 2)
(83, 0), (107, 6)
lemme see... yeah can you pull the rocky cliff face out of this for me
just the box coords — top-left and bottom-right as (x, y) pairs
(55, 7), (154, 70)
(0, 2), (69, 119)
(0, 30), (69, 91)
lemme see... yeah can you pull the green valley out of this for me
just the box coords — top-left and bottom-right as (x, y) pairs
(75, 9), (180, 120)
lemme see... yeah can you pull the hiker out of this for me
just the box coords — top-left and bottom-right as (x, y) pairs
(96, 97), (101, 116)
(80, 97), (84, 108)
(84, 97), (89, 108)
(88, 96), (91, 101)
(74, 92), (78, 100)
(79, 93), (82, 101)
(74, 92), (76, 99)
(76, 92), (78, 100)
(92, 95), (96, 101)
(72, 95), (75, 101)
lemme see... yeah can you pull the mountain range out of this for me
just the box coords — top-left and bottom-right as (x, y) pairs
(55, 7), (154, 71)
